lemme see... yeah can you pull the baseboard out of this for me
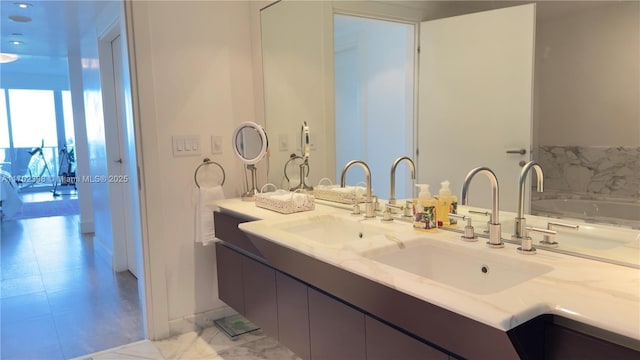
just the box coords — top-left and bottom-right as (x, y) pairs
(93, 234), (113, 269)
(80, 220), (95, 234)
(168, 305), (237, 338)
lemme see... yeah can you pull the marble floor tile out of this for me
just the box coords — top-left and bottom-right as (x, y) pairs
(215, 336), (301, 360)
(79, 327), (301, 360)
(72, 340), (164, 360)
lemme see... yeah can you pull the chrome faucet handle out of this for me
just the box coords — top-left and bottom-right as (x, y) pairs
(364, 202), (376, 219)
(382, 203), (403, 222)
(403, 200), (413, 217)
(449, 213), (478, 242)
(540, 221), (579, 247)
(518, 226), (556, 254)
(351, 203), (361, 216)
(469, 210), (491, 234)
(372, 196), (381, 212)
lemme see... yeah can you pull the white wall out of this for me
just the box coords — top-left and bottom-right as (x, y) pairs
(126, 0), (261, 338)
(534, 1), (640, 147)
(79, 2), (124, 266)
(67, 55), (94, 234)
(262, 1), (334, 189)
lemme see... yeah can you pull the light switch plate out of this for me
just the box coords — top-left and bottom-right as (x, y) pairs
(172, 135), (201, 157)
(211, 135), (223, 154)
(279, 133), (289, 151)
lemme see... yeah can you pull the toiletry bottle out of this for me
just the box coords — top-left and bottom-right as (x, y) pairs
(436, 180), (458, 228)
(413, 184), (437, 231)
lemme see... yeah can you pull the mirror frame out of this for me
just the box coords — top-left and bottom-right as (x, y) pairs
(232, 121), (269, 165)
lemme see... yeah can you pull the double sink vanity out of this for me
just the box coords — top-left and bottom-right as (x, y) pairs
(212, 197), (639, 359)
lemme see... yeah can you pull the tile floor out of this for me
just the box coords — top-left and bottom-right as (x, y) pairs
(1, 212), (144, 359)
(75, 326), (300, 360)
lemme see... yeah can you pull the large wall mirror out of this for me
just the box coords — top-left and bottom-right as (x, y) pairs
(261, 0), (639, 230)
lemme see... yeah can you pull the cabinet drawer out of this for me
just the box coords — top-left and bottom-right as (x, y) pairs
(214, 211), (262, 257)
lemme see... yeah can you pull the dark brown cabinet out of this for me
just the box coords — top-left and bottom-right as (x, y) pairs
(215, 242), (244, 314)
(276, 272), (311, 360)
(214, 211), (640, 360)
(365, 316), (449, 360)
(308, 288), (366, 360)
(242, 255), (278, 339)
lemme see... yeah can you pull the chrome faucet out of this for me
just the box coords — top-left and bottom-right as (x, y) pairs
(340, 160), (375, 218)
(461, 167), (503, 248)
(389, 156), (416, 206)
(513, 161), (544, 241)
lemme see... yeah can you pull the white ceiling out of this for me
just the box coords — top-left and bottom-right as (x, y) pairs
(0, 0), (615, 79)
(1, 0), (108, 77)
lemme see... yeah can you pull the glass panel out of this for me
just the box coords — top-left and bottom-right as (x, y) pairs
(0, 89), (9, 168)
(8, 89), (57, 148)
(8, 89), (58, 180)
(62, 90), (75, 147)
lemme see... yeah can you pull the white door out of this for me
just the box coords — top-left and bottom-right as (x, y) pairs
(418, 4), (535, 214)
(103, 30), (139, 278)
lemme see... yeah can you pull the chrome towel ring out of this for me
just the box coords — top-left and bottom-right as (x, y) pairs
(194, 158), (225, 188)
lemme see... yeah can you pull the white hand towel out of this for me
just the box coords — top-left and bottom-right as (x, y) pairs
(196, 185), (225, 246)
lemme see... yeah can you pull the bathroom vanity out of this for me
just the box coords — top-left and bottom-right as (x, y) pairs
(213, 199), (639, 359)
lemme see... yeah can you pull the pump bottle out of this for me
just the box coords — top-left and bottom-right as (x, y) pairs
(413, 184), (437, 231)
(436, 180), (458, 228)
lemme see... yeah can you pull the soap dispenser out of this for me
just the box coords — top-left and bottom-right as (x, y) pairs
(436, 180), (458, 228)
(413, 184), (437, 231)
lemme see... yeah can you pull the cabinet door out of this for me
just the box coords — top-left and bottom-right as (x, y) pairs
(215, 242), (245, 314)
(309, 288), (365, 360)
(545, 323), (639, 360)
(366, 316), (449, 360)
(242, 255), (279, 339)
(276, 272), (311, 360)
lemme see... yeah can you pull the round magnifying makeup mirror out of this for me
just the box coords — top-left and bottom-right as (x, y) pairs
(232, 121), (269, 201)
(286, 121), (313, 192)
(301, 121), (310, 161)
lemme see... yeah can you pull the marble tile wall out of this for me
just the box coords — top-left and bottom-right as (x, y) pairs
(535, 146), (640, 200)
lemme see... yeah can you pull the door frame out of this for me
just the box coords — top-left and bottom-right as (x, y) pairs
(98, 21), (135, 275)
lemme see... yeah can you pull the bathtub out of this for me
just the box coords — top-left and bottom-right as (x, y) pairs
(531, 198), (640, 229)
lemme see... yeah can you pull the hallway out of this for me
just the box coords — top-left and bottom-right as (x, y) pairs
(0, 215), (143, 359)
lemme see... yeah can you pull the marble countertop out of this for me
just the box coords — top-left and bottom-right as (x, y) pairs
(214, 198), (640, 346)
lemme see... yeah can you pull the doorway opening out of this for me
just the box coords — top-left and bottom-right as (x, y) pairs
(333, 14), (415, 200)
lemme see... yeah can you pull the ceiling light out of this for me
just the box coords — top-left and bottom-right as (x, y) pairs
(9, 15), (32, 22)
(9, 40), (24, 45)
(14, 2), (32, 9)
(0, 53), (19, 63)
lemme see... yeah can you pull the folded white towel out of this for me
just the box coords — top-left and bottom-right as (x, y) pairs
(271, 193), (310, 206)
(196, 185), (225, 246)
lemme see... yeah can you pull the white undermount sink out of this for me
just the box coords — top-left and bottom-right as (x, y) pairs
(273, 214), (389, 247)
(362, 237), (554, 295)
